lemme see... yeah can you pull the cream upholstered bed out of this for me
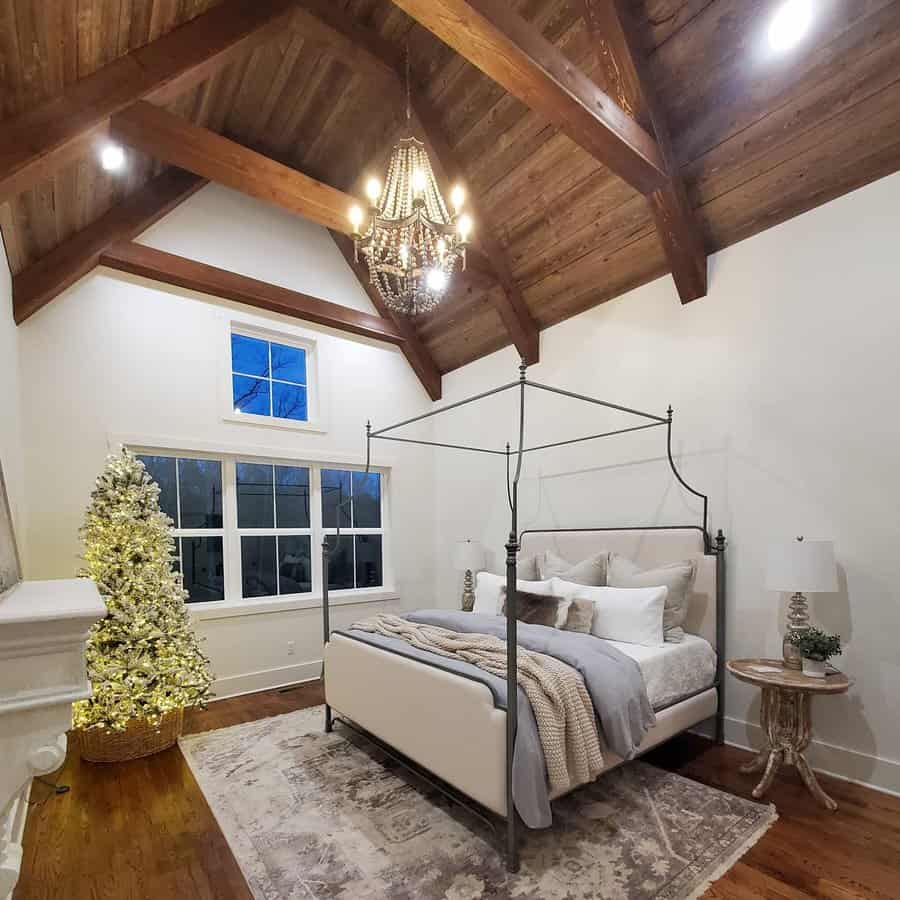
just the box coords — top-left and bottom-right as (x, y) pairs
(323, 526), (724, 820)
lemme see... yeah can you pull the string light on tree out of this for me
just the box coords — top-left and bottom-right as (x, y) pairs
(73, 448), (213, 733)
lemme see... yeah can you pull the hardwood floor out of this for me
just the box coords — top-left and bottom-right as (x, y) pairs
(14, 681), (900, 900)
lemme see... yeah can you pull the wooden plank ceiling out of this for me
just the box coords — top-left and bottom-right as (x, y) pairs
(3, 0), (900, 383)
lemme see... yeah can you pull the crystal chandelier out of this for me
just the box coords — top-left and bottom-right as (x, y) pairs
(349, 58), (472, 315)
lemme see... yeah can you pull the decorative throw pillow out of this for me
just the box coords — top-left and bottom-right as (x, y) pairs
(562, 597), (594, 634)
(538, 549), (608, 586)
(472, 572), (553, 615)
(606, 554), (696, 642)
(575, 584), (667, 647)
(501, 590), (571, 629)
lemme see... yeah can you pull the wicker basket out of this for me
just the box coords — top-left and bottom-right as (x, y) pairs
(74, 708), (184, 763)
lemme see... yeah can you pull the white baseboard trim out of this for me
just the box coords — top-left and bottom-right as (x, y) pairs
(724, 716), (900, 799)
(211, 660), (322, 701)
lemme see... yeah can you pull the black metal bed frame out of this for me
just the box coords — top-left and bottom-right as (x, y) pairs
(320, 360), (725, 873)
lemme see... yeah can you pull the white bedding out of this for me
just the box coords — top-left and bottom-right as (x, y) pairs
(605, 633), (717, 711)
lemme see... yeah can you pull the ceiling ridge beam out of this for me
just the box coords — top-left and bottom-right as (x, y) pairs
(13, 168), (206, 324)
(293, 0), (539, 363)
(330, 232), (443, 401)
(110, 101), (356, 234)
(0, 0), (296, 206)
(99, 241), (407, 345)
(582, 0), (708, 303)
(386, 0), (668, 195)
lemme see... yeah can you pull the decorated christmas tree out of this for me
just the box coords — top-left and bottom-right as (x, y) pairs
(73, 448), (213, 735)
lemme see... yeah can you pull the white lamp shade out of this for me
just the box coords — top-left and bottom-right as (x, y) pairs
(453, 540), (486, 572)
(766, 539), (838, 593)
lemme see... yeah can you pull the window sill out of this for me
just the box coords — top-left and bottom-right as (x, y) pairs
(187, 589), (399, 622)
(222, 411), (327, 434)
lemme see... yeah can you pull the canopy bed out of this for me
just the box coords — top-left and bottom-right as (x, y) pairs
(320, 362), (726, 872)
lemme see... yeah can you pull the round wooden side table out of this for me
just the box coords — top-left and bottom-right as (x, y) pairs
(726, 658), (852, 811)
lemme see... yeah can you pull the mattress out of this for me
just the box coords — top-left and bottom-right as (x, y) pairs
(605, 633), (717, 711)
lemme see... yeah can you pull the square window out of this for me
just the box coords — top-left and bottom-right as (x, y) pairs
(271, 344), (306, 385)
(276, 466), (310, 528)
(352, 471), (382, 528)
(231, 334), (269, 377)
(138, 455), (178, 525)
(272, 382), (308, 421)
(278, 535), (312, 594)
(231, 332), (310, 423)
(322, 469), (351, 528)
(241, 535), (277, 598)
(233, 375), (270, 416)
(181, 536), (224, 603)
(236, 462), (274, 528)
(325, 535), (354, 590)
(179, 458), (223, 528)
(355, 535), (383, 588)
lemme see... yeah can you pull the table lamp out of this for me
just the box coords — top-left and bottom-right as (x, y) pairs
(453, 540), (486, 611)
(766, 536), (837, 669)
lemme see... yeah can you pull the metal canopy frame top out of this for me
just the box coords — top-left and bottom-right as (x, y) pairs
(321, 360), (719, 874)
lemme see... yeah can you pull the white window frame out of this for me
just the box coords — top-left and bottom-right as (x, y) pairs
(221, 318), (325, 433)
(129, 440), (396, 621)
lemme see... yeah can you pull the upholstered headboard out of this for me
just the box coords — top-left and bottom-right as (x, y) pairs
(520, 527), (720, 648)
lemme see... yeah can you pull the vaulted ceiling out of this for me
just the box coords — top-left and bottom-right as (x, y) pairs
(3, 0), (900, 399)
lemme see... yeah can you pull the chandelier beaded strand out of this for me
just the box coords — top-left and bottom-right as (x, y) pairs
(349, 48), (472, 315)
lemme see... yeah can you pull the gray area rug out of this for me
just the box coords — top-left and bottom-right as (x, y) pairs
(180, 706), (776, 899)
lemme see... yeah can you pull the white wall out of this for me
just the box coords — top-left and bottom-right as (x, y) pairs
(433, 171), (900, 795)
(0, 235), (24, 562)
(17, 183), (435, 697)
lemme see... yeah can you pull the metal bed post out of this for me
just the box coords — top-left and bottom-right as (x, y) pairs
(323, 423), (372, 735)
(504, 361), (527, 873)
(714, 528), (727, 745)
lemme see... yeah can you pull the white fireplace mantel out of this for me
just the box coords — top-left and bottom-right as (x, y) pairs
(0, 578), (105, 899)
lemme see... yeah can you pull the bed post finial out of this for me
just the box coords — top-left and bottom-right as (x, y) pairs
(667, 404), (673, 421)
(519, 359), (527, 381)
(715, 529), (726, 552)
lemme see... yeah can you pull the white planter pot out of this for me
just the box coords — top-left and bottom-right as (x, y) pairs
(802, 657), (827, 678)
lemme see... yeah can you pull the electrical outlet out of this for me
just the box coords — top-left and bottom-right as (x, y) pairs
(287, 641), (295, 656)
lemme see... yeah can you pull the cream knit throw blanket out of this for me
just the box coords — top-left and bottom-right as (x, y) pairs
(351, 614), (604, 794)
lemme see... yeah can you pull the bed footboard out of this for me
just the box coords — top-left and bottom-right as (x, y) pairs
(325, 633), (509, 816)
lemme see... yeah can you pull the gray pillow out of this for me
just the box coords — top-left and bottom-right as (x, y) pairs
(538, 549), (607, 586)
(607, 554), (696, 642)
(501, 589), (570, 628)
(562, 597), (594, 634)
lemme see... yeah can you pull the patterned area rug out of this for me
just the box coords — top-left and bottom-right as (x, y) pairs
(180, 706), (776, 899)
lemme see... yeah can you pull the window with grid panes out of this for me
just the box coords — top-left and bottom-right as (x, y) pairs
(321, 469), (383, 591)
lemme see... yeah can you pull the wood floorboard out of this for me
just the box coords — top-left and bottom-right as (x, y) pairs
(13, 680), (900, 899)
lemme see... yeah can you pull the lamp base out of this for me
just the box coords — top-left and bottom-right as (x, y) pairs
(783, 590), (809, 670)
(461, 569), (475, 612)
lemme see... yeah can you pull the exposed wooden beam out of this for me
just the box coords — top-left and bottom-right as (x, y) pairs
(293, 1), (539, 363)
(330, 232), (442, 401)
(13, 169), (206, 323)
(386, 0), (667, 195)
(111, 102), (356, 234)
(582, 0), (707, 303)
(0, 0), (295, 205)
(100, 241), (406, 345)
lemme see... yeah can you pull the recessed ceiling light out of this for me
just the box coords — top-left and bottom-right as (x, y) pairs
(100, 143), (126, 172)
(768, 0), (812, 52)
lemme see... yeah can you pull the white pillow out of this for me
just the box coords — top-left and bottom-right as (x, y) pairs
(575, 584), (667, 647)
(473, 572), (554, 615)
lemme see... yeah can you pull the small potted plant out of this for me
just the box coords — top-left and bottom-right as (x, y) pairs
(788, 627), (842, 678)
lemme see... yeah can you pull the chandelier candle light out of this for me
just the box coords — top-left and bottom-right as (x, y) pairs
(349, 54), (472, 315)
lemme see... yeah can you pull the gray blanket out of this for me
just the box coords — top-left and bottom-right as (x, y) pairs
(334, 609), (655, 828)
